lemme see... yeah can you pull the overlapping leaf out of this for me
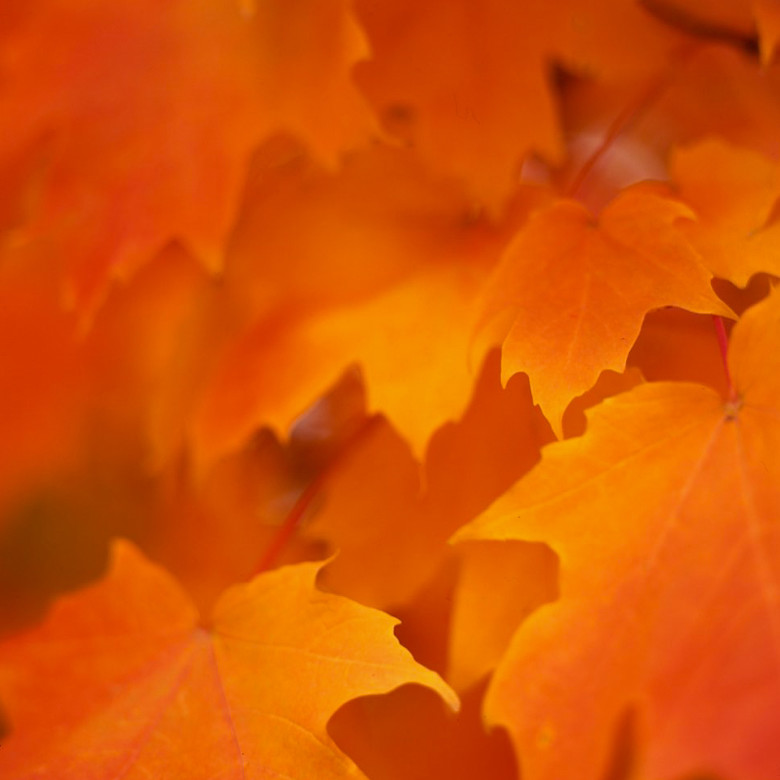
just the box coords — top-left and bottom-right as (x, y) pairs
(0, 541), (457, 778)
(0, 0), (375, 313)
(194, 260), (491, 466)
(671, 138), (780, 285)
(445, 369), (641, 693)
(1, 2), (779, 778)
(355, 0), (684, 212)
(477, 184), (731, 436)
(447, 541), (558, 693)
(456, 287), (780, 780)
(303, 351), (550, 611)
(173, 147), (548, 467)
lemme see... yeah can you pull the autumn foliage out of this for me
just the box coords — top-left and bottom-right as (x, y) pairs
(1, 1), (779, 778)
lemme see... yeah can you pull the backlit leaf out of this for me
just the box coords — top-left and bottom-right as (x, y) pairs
(478, 184), (731, 436)
(671, 138), (780, 286)
(456, 287), (780, 780)
(0, 541), (457, 778)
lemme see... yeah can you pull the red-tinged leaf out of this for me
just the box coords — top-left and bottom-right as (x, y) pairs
(670, 138), (780, 286)
(0, 0), (376, 313)
(455, 287), (780, 780)
(0, 540), (457, 778)
(478, 184), (732, 436)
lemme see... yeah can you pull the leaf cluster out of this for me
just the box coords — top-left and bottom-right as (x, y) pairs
(0, 1), (778, 778)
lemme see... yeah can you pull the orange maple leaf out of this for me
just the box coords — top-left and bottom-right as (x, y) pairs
(0, 0), (375, 314)
(0, 541), (457, 778)
(670, 138), (780, 286)
(175, 147), (548, 466)
(355, 0), (684, 213)
(455, 287), (780, 780)
(477, 183), (732, 436)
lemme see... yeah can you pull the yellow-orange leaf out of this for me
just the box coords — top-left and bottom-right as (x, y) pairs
(671, 138), (780, 286)
(456, 287), (780, 780)
(0, 541), (457, 778)
(479, 184), (732, 436)
(194, 261), (489, 467)
(146, 144), (543, 468)
(445, 369), (641, 693)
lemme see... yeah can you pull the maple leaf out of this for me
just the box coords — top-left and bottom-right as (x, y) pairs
(670, 138), (780, 286)
(0, 540), (457, 778)
(477, 183), (732, 436)
(444, 369), (642, 694)
(354, 0), (684, 213)
(3, 3), (780, 777)
(302, 351), (550, 611)
(174, 146), (549, 467)
(455, 287), (780, 780)
(353, 0), (562, 214)
(0, 0), (375, 314)
(194, 257), (491, 467)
